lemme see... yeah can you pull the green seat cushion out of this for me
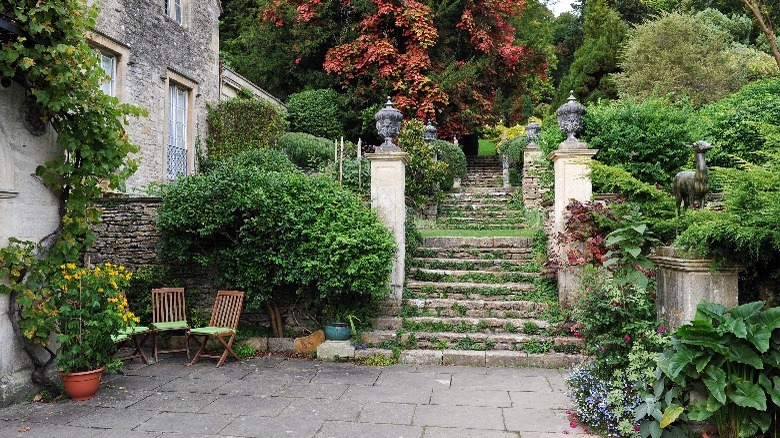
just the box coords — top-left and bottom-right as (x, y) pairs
(189, 327), (235, 335)
(153, 321), (189, 331)
(112, 326), (149, 342)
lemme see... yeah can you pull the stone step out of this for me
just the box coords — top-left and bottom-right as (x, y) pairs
(414, 247), (533, 261)
(411, 257), (538, 271)
(364, 329), (582, 353)
(404, 297), (551, 315)
(421, 236), (532, 248)
(391, 349), (586, 368)
(411, 269), (539, 283)
(375, 316), (550, 332)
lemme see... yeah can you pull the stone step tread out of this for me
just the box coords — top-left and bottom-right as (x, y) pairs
(389, 349), (587, 368)
(407, 280), (535, 291)
(413, 268), (540, 276)
(414, 251), (533, 261)
(365, 329), (581, 346)
(454, 187), (516, 194)
(375, 316), (550, 330)
(410, 259), (536, 271)
(412, 257), (533, 265)
(421, 237), (533, 248)
(405, 297), (550, 311)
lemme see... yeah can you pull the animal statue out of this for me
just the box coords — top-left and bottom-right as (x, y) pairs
(672, 140), (714, 216)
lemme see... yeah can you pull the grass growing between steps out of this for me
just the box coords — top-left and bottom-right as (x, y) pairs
(418, 228), (536, 237)
(478, 139), (497, 156)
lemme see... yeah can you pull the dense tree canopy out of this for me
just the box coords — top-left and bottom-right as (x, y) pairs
(221, 0), (554, 137)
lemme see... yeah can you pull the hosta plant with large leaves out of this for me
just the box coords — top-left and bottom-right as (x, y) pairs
(653, 301), (780, 438)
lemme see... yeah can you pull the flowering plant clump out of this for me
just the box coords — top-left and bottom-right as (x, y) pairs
(54, 262), (136, 373)
(567, 361), (643, 437)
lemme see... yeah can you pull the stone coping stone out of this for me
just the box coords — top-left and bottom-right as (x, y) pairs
(443, 350), (486, 367)
(399, 349), (443, 365)
(354, 348), (394, 360)
(317, 341), (356, 361)
(485, 351), (586, 368)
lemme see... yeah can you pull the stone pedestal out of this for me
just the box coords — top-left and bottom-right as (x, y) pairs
(521, 146), (544, 208)
(651, 246), (741, 331)
(550, 145), (598, 305)
(502, 153), (510, 189)
(367, 151), (408, 302)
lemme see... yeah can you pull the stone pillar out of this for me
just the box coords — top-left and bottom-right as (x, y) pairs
(521, 146), (544, 208)
(550, 145), (598, 305)
(367, 152), (408, 301)
(651, 246), (740, 331)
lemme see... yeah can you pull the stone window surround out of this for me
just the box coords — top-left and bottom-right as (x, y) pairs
(87, 31), (130, 102)
(162, 69), (198, 180)
(165, 0), (190, 27)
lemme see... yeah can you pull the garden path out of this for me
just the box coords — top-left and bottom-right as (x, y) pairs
(0, 355), (597, 437)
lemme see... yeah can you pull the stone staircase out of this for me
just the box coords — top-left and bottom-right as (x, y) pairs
(363, 155), (584, 367)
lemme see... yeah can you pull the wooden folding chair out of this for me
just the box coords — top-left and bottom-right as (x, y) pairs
(113, 325), (151, 365)
(186, 290), (245, 367)
(151, 287), (190, 362)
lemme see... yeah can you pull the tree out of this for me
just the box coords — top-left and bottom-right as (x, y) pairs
(228, 0), (552, 138)
(614, 12), (775, 106)
(741, 0), (780, 68)
(555, 0), (628, 105)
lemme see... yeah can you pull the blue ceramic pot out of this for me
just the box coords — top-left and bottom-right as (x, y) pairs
(324, 322), (351, 341)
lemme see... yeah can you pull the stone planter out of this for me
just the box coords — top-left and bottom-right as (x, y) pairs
(650, 246), (741, 331)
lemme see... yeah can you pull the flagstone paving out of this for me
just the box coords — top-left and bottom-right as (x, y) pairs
(0, 355), (598, 437)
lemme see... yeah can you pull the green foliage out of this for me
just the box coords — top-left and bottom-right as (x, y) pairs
(398, 120), (448, 212)
(0, 1), (142, 387)
(523, 321), (540, 335)
(555, 0), (628, 105)
(206, 98), (288, 162)
(279, 132), (334, 170)
(435, 139), (466, 191)
(233, 343), (257, 359)
(602, 209), (658, 290)
(362, 353), (397, 366)
(286, 89), (344, 139)
(156, 165), (396, 324)
(323, 157), (371, 196)
(54, 263), (136, 373)
(583, 98), (699, 185)
(697, 78), (780, 166)
(214, 148), (298, 174)
(500, 135), (529, 166)
(654, 301), (780, 438)
(520, 338), (553, 354)
(615, 12), (768, 106)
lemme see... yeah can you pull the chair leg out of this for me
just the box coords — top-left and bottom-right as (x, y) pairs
(216, 334), (238, 367)
(131, 333), (150, 365)
(189, 334), (207, 365)
(152, 330), (158, 363)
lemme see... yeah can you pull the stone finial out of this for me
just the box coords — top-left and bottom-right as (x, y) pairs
(423, 120), (437, 144)
(525, 118), (541, 146)
(375, 97), (403, 152)
(556, 91), (586, 145)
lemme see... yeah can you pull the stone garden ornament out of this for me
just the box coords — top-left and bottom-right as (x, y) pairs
(673, 140), (714, 216)
(556, 90), (586, 148)
(375, 96), (403, 153)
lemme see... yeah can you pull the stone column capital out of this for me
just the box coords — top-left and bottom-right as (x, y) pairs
(548, 148), (598, 162)
(366, 151), (409, 164)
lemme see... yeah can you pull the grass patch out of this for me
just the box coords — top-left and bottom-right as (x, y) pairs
(419, 228), (536, 237)
(478, 139), (497, 156)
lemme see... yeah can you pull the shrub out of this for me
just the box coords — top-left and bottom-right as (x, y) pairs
(397, 120), (448, 212)
(698, 78), (780, 166)
(206, 98), (288, 162)
(500, 135), (528, 165)
(286, 89), (344, 139)
(279, 132), (334, 170)
(156, 166), (396, 326)
(583, 98), (699, 185)
(322, 157), (371, 196)
(435, 139), (466, 191)
(125, 265), (180, 326)
(202, 148), (297, 175)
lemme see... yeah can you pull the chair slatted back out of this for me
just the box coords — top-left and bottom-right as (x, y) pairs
(152, 287), (187, 324)
(209, 290), (244, 329)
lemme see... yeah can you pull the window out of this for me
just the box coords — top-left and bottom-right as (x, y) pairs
(167, 83), (188, 180)
(166, 0), (182, 25)
(98, 50), (116, 96)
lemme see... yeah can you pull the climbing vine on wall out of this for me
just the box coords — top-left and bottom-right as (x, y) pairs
(0, 1), (142, 393)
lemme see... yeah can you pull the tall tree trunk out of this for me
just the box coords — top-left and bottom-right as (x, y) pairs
(743, 0), (780, 70)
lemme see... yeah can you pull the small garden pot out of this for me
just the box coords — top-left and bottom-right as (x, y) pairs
(324, 322), (351, 341)
(60, 367), (104, 401)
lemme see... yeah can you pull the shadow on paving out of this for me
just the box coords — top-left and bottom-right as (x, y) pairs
(0, 353), (598, 437)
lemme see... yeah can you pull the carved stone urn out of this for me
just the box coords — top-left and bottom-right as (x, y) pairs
(525, 119), (541, 148)
(375, 97), (403, 153)
(556, 91), (586, 147)
(423, 120), (437, 144)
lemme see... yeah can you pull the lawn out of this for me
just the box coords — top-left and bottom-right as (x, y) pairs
(478, 139), (497, 156)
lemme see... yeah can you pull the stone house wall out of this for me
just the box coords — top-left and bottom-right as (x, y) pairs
(91, 0), (222, 192)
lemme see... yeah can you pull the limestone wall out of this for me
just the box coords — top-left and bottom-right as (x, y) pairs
(0, 82), (62, 406)
(92, 0), (222, 192)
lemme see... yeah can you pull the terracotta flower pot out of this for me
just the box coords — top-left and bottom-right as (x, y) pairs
(59, 367), (104, 401)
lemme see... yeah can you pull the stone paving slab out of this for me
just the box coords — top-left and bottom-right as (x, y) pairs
(0, 355), (597, 438)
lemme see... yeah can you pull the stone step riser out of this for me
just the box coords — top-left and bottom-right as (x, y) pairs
(364, 330), (582, 352)
(375, 317), (549, 331)
(414, 252), (533, 261)
(411, 259), (537, 272)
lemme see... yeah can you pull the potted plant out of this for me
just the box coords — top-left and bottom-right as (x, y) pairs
(54, 262), (137, 400)
(324, 314), (360, 341)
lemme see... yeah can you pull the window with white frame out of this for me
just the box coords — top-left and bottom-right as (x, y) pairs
(98, 50), (116, 96)
(166, 0), (183, 25)
(167, 83), (188, 180)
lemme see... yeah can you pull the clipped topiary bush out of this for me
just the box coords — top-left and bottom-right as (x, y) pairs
(435, 139), (466, 191)
(201, 148), (297, 175)
(206, 98), (288, 162)
(398, 120), (448, 212)
(286, 89), (344, 139)
(279, 132), (334, 170)
(698, 78), (780, 167)
(156, 165), (396, 330)
(583, 98), (699, 185)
